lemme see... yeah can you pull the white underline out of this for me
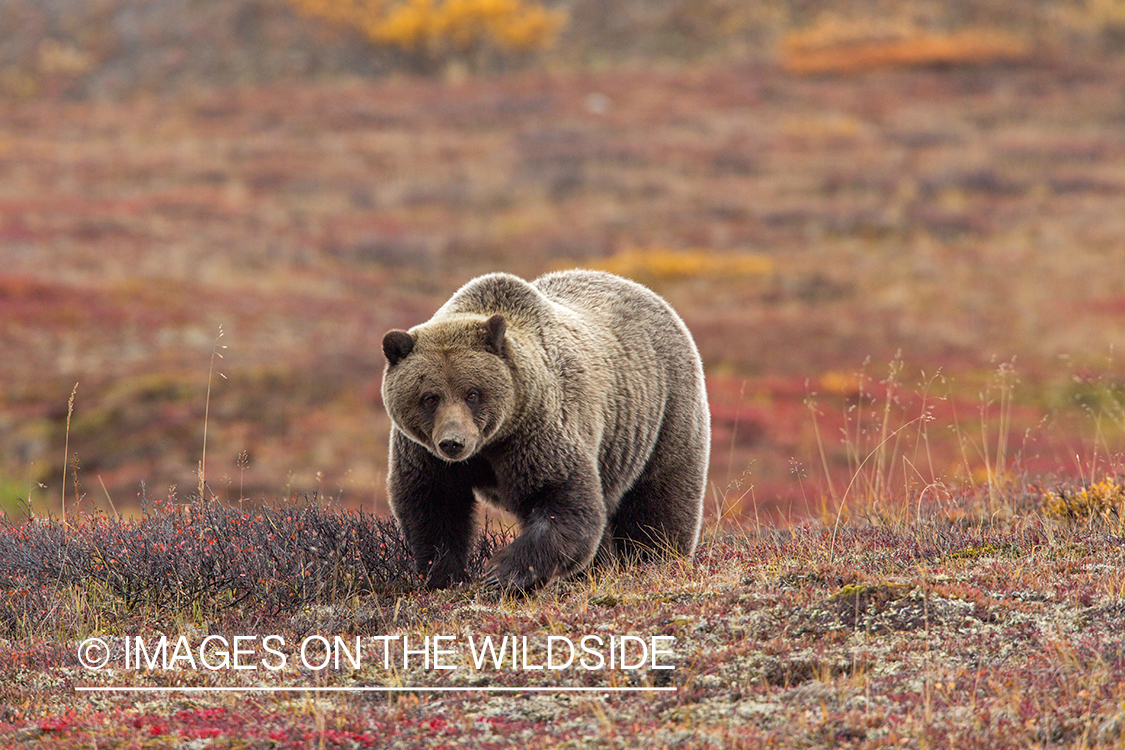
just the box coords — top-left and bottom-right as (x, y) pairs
(76, 685), (676, 693)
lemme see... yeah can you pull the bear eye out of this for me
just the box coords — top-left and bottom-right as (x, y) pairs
(465, 389), (481, 405)
(420, 393), (440, 408)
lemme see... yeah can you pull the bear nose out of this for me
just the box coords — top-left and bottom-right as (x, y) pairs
(438, 435), (465, 459)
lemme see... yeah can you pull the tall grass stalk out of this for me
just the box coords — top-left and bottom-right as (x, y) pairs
(199, 325), (226, 501)
(97, 475), (120, 520)
(833, 357), (910, 513)
(807, 390), (839, 502)
(61, 382), (78, 521)
(828, 413), (928, 563)
(818, 359), (955, 561)
(872, 357), (905, 505)
(980, 360), (1017, 511)
(1071, 351), (1125, 484)
(727, 379), (747, 479)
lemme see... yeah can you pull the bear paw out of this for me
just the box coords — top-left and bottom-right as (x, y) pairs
(484, 546), (551, 594)
(421, 556), (470, 590)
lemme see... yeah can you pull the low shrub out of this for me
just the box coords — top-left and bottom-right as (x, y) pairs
(0, 494), (504, 635)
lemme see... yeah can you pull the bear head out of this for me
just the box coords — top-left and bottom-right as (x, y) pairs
(381, 313), (514, 462)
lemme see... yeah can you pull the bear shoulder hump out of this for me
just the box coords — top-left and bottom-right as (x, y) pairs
(440, 273), (550, 324)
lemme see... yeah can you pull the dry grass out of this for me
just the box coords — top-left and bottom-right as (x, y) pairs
(5, 349), (1120, 746)
(0, 485), (1123, 747)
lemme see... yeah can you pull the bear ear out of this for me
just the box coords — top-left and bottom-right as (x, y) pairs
(382, 330), (415, 366)
(482, 314), (506, 355)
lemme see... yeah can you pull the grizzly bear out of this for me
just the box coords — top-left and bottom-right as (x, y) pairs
(380, 270), (710, 591)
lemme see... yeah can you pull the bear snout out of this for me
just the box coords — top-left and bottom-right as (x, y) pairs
(432, 401), (479, 461)
(437, 433), (467, 459)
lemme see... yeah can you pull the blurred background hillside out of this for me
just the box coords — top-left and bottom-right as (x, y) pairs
(2, 0), (1125, 522)
(2, 0), (1124, 98)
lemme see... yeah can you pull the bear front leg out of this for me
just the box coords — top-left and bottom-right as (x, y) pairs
(387, 431), (477, 589)
(486, 472), (606, 592)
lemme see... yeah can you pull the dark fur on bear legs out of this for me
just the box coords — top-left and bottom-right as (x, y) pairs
(481, 460), (607, 593)
(390, 430), (607, 593)
(386, 432), (478, 588)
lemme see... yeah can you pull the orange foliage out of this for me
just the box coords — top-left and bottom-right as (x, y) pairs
(589, 247), (773, 284)
(782, 19), (1030, 75)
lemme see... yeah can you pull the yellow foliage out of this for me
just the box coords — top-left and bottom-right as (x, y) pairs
(1060, 0), (1125, 32)
(288, 0), (562, 69)
(1043, 478), (1125, 522)
(37, 39), (94, 76)
(590, 247), (773, 283)
(818, 370), (861, 397)
(370, 0), (433, 49)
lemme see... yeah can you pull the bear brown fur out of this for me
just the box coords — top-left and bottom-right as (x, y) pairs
(380, 270), (710, 591)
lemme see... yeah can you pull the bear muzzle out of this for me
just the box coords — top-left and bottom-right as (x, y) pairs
(437, 432), (468, 460)
(432, 419), (480, 461)
(431, 400), (481, 461)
